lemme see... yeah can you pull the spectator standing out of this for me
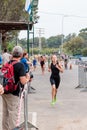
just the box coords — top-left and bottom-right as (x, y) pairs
(0, 54), (2, 69)
(21, 52), (30, 78)
(0, 46), (29, 130)
(21, 52), (33, 81)
(2, 48), (12, 65)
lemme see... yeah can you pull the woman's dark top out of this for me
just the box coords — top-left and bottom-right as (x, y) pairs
(40, 60), (45, 67)
(50, 63), (60, 78)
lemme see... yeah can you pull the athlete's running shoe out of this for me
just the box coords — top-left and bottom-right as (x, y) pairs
(51, 101), (55, 106)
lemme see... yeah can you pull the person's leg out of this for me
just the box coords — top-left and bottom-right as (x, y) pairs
(54, 77), (60, 102)
(41, 66), (43, 74)
(52, 84), (56, 102)
(33, 65), (35, 71)
(34, 65), (36, 71)
(50, 78), (56, 105)
(42, 66), (44, 75)
(2, 95), (9, 130)
(8, 94), (19, 130)
(54, 88), (57, 102)
(2, 94), (19, 130)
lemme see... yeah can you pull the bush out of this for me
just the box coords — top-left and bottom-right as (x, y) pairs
(82, 48), (87, 56)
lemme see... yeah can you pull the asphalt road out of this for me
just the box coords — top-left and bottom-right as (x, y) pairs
(0, 63), (87, 130)
(27, 63), (87, 130)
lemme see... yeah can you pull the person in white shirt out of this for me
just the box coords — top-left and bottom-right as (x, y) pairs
(2, 48), (12, 64)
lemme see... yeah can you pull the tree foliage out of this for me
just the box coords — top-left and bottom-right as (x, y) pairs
(47, 35), (62, 48)
(81, 48), (87, 56)
(0, 0), (29, 49)
(63, 36), (85, 55)
(0, 0), (28, 21)
(64, 33), (76, 42)
(79, 29), (87, 42)
(4, 22), (87, 56)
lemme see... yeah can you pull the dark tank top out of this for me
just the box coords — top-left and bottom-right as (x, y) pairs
(51, 63), (60, 78)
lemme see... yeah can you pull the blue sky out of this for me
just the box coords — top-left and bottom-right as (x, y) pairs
(19, 0), (87, 39)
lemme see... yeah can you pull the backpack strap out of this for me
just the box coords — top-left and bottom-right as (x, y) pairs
(8, 60), (18, 65)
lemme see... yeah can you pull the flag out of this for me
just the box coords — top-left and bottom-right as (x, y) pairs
(25, 0), (31, 14)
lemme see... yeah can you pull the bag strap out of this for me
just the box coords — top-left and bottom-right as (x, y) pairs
(9, 60), (18, 65)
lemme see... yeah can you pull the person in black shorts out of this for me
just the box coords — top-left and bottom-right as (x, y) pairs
(40, 56), (45, 75)
(48, 55), (63, 105)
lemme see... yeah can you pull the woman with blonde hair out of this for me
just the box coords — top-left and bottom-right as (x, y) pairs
(49, 55), (63, 105)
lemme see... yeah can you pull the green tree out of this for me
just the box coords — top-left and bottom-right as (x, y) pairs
(47, 35), (62, 48)
(41, 37), (47, 48)
(79, 28), (87, 45)
(0, 0), (28, 48)
(7, 42), (14, 52)
(82, 48), (87, 56)
(19, 38), (27, 48)
(63, 36), (84, 55)
(0, 0), (28, 21)
(64, 33), (76, 42)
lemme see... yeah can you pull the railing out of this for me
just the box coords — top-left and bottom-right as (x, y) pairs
(76, 61), (87, 91)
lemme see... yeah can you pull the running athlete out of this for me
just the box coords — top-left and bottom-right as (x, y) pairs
(40, 56), (45, 75)
(49, 55), (63, 105)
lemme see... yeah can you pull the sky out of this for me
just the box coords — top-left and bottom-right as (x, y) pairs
(19, 0), (87, 39)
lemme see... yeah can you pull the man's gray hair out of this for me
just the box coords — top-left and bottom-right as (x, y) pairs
(12, 46), (23, 57)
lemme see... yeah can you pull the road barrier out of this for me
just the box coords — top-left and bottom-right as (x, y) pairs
(0, 72), (39, 130)
(76, 62), (87, 91)
(13, 83), (39, 130)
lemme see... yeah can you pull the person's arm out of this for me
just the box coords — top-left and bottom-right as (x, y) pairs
(27, 60), (32, 65)
(19, 76), (29, 85)
(48, 64), (51, 72)
(0, 84), (4, 95)
(18, 63), (30, 85)
(56, 63), (64, 73)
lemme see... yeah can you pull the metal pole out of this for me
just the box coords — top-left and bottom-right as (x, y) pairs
(39, 29), (41, 53)
(61, 15), (69, 53)
(15, 32), (18, 46)
(61, 15), (64, 53)
(27, 22), (30, 56)
(32, 24), (34, 56)
(24, 83), (28, 130)
(0, 33), (2, 53)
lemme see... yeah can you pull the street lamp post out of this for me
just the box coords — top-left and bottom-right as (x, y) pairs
(61, 15), (69, 53)
(61, 15), (64, 53)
